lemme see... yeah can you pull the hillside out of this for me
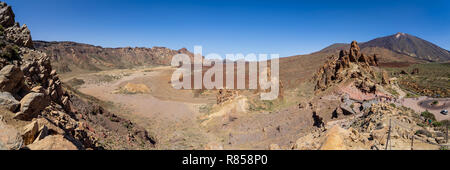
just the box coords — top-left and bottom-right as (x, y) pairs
(34, 41), (194, 74)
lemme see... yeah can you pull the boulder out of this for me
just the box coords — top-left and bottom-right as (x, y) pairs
(36, 117), (65, 135)
(0, 65), (24, 93)
(26, 135), (78, 150)
(0, 120), (23, 150)
(14, 92), (49, 121)
(21, 121), (38, 145)
(319, 126), (347, 150)
(0, 91), (19, 111)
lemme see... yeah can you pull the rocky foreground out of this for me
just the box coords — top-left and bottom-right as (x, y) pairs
(290, 40), (449, 150)
(0, 2), (155, 150)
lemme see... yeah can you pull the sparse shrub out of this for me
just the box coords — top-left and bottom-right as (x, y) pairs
(193, 89), (205, 98)
(432, 121), (443, 127)
(390, 103), (396, 108)
(1, 44), (20, 61)
(199, 104), (212, 114)
(417, 123), (426, 128)
(431, 101), (439, 105)
(0, 25), (4, 35)
(421, 111), (436, 122)
(415, 129), (432, 137)
(439, 120), (450, 129)
(67, 78), (85, 88)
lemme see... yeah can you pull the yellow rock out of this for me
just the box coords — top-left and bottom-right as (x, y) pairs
(117, 83), (151, 94)
(319, 126), (347, 150)
(27, 135), (78, 150)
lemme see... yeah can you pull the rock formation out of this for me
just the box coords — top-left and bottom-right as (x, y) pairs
(314, 41), (379, 92)
(0, 2), (156, 150)
(216, 89), (239, 104)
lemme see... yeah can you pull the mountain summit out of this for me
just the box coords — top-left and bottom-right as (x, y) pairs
(360, 33), (450, 62)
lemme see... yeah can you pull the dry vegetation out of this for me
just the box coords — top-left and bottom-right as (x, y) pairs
(385, 63), (450, 97)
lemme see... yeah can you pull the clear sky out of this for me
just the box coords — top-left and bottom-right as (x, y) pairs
(6, 0), (450, 57)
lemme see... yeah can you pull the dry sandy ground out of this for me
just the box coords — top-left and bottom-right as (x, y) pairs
(77, 67), (218, 149)
(71, 66), (334, 149)
(397, 96), (449, 121)
(68, 65), (447, 150)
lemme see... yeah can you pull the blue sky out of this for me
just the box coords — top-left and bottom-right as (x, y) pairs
(6, 0), (450, 57)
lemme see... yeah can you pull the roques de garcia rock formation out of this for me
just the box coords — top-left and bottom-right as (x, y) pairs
(314, 41), (380, 93)
(292, 41), (448, 150)
(0, 2), (155, 150)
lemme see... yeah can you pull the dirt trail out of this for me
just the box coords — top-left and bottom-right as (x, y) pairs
(397, 96), (449, 121)
(77, 67), (217, 149)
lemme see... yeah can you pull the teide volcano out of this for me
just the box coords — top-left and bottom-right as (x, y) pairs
(360, 32), (450, 62)
(319, 33), (450, 65)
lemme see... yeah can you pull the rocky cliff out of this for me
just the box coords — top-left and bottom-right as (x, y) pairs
(0, 2), (155, 150)
(34, 41), (194, 73)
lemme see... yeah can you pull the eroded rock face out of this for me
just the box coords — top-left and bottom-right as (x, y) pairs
(0, 2), (14, 28)
(34, 41), (195, 73)
(0, 2), (33, 48)
(349, 41), (361, 62)
(5, 24), (33, 48)
(314, 41), (379, 92)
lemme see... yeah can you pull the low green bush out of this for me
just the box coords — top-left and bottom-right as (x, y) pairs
(421, 111), (436, 122)
(415, 129), (432, 137)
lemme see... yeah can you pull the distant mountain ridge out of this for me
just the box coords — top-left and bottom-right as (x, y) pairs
(35, 33), (449, 75)
(34, 41), (194, 74)
(319, 33), (450, 63)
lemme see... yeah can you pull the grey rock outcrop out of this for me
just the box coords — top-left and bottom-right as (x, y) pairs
(0, 65), (24, 93)
(0, 91), (19, 111)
